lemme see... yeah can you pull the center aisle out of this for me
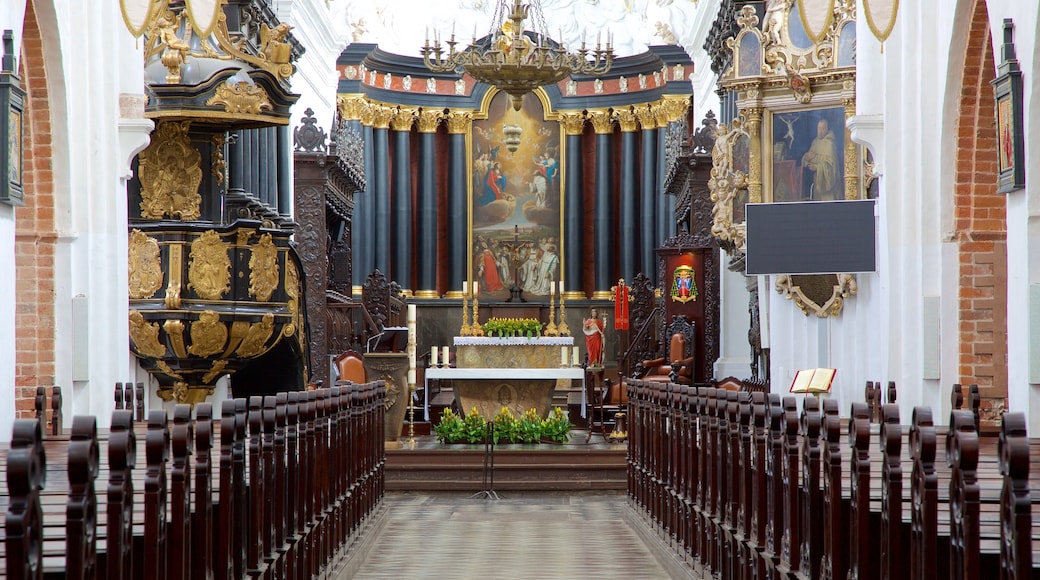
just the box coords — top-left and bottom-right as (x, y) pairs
(339, 491), (693, 579)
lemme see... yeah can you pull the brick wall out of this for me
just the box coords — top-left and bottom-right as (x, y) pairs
(954, 0), (1008, 425)
(14, 0), (57, 418)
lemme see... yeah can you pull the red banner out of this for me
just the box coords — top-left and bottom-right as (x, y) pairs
(615, 285), (629, 330)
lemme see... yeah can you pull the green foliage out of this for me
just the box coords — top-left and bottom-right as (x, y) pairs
(481, 317), (542, 337)
(433, 406), (573, 444)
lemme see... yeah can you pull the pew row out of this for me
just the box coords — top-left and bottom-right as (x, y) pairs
(1, 382), (386, 580)
(625, 379), (1039, 580)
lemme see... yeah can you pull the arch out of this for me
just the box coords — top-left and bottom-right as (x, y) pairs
(950, 0), (1007, 425)
(13, 0), (61, 418)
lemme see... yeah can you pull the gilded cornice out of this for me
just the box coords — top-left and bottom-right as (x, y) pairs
(558, 111), (586, 135)
(587, 109), (615, 134)
(338, 95), (367, 121)
(416, 108), (444, 133)
(634, 104), (658, 130)
(389, 107), (417, 132)
(445, 110), (473, 134)
(370, 105), (394, 129)
(613, 107), (639, 132)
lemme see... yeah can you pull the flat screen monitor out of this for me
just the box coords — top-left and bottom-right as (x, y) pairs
(745, 199), (877, 275)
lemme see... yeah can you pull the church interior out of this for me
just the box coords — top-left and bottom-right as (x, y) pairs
(0, 0), (1038, 577)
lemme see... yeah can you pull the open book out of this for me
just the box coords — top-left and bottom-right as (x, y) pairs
(790, 368), (837, 393)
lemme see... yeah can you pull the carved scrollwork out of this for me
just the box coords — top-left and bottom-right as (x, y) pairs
(128, 229), (164, 299)
(138, 121), (203, 220)
(205, 81), (273, 115)
(709, 120), (751, 254)
(188, 310), (227, 357)
(187, 230), (231, 300)
(235, 313), (276, 358)
(129, 310), (166, 358)
(775, 274), (857, 318)
(248, 233), (279, 302)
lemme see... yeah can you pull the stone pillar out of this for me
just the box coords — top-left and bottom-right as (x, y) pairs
(351, 98), (373, 293)
(446, 110), (472, 297)
(636, 104), (658, 278)
(559, 112), (585, 299)
(370, 105), (394, 276)
(653, 102), (670, 246)
(390, 107), (416, 292)
(277, 125), (292, 216)
(588, 109), (615, 299)
(614, 106), (640, 283)
(415, 108), (443, 298)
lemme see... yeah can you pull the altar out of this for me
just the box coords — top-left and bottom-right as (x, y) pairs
(431, 336), (581, 419)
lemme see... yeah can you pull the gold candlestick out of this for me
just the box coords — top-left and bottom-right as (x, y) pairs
(460, 294), (473, 336)
(544, 291), (559, 337)
(557, 296), (571, 336)
(472, 293), (485, 336)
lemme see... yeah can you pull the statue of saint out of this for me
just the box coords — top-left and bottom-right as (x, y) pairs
(583, 307), (605, 367)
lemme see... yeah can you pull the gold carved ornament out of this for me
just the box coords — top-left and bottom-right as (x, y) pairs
(613, 107), (639, 132)
(128, 229), (164, 299)
(284, 259), (300, 340)
(235, 313), (276, 358)
(248, 233), (280, 302)
(445, 110), (473, 134)
(129, 310), (167, 358)
(558, 111), (586, 135)
(709, 120), (751, 253)
(205, 82), (273, 115)
(381, 373), (400, 411)
(138, 120), (203, 220)
(415, 109), (443, 133)
(775, 273), (857, 317)
(211, 133), (226, 185)
(188, 310), (228, 357)
(187, 230), (232, 300)
(164, 319), (188, 358)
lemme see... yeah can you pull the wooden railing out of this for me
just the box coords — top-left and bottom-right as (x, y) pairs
(2, 382), (386, 579)
(626, 379), (1039, 579)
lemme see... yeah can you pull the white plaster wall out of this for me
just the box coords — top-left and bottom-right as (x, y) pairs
(714, 259), (753, 380)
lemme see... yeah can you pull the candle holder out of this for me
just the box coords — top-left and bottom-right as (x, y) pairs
(544, 292), (560, 337)
(460, 294), (473, 336)
(406, 380), (417, 449)
(471, 293), (485, 336)
(557, 296), (571, 336)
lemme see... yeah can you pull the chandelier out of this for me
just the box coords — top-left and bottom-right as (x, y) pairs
(422, 0), (614, 111)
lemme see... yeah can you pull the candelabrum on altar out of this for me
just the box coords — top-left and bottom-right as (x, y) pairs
(459, 293), (474, 336)
(471, 292), (485, 336)
(543, 286), (560, 337)
(557, 295), (571, 336)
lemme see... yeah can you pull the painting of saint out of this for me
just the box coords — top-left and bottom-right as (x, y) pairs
(470, 90), (562, 299)
(998, 96), (1015, 172)
(771, 107), (846, 202)
(837, 22), (856, 67)
(737, 33), (762, 77)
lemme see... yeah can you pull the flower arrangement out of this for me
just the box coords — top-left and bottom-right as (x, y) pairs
(434, 406), (574, 444)
(481, 317), (542, 337)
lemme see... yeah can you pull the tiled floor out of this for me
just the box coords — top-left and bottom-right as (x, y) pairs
(341, 491), (690, 579)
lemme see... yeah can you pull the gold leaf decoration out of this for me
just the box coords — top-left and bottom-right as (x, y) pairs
(248, 233), (279, 302)
(138, 120), (203, 220)
(236, 313), (275, 358)
(188, 310), (228, 356)
(188, 230), (231, 300)
(205, 81), (273, 115)
(202, 360), (229, 385)
(128, 229), (164, 299)
(129, 310), (166, 358)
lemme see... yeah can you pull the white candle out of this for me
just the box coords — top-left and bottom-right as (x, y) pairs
(550, 281), (555, 295)
(431, 346), (438, 367)
(407, 304), (417, 323)
(463, 281), (468, 296)
(572, 346), (580, 366)
(559, 280), (564, 294)
(408, 368), (416, 385)
(442, 346), (450, 366)
(561, 346), (568, 366)
(474, 281), (479, 295)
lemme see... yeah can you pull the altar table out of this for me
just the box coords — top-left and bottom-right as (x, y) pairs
(424, 367), (585, 420)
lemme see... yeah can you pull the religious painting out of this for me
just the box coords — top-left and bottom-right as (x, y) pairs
(7, 108), (20, 186)
(837, 21), (856, 67)
(737, 33), (761, 78)
(470, 90), (561, 299)
(770, 107), (846, 202)
(991, 19), (1024, 193)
